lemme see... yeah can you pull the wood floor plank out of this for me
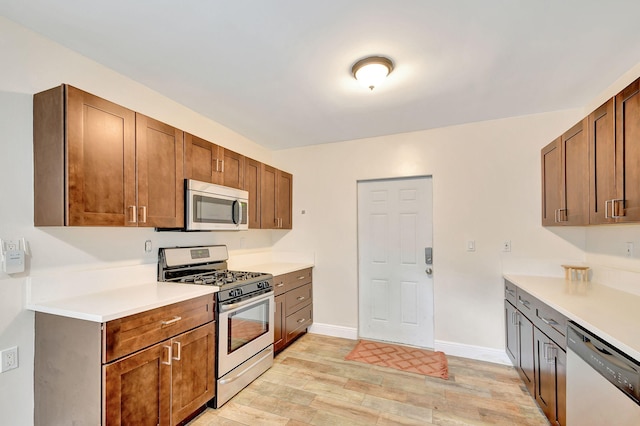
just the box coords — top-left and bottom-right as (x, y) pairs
(188, 334), (549, 426)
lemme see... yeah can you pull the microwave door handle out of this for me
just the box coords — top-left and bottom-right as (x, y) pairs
(232, 200), (240, 224)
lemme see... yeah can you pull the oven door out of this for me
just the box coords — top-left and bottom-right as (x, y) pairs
(186, 186), (248, 231)
(218, 291), (274, 377)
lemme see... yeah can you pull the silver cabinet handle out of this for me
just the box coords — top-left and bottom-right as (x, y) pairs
(162, 345), (172, 365)
(605, 199), (612, 219)
(296, 296), (305, 301)
(505, 288), (515, 297)
(297, 275), (306, 280)
(511, 311), (518, 326)
(215, 158), (220, 172)
(297, 318), (306, 324)
(276, 282), (285, 287)
(540, 316), (559, 326)
(172, 341), (181, 361)
(161, 316), (182, 326)
(128, 205), (137, 223)
(611, 199), (625, 219)
(221, 159), (225, 173)
(139, 205), (147, 223)
(518, 298), (530, 307)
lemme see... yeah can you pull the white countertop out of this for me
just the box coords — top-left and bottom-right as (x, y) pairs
(505, 274), (640, 361)
(26, 282), (218, 322)
(239, 262), (314, 277)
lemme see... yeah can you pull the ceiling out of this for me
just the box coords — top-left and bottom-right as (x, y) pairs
(3, 1), (640, 150)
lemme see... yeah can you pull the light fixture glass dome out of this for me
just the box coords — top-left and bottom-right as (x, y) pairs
(352, 56), (394, 91)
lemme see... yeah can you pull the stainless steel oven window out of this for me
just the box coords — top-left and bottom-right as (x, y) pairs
(226, 297), (270, 354)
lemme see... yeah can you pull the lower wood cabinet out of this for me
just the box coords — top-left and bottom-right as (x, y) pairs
(504, 280), (566, 426)
(505, 300), (534, 396)
(534, 327), (567, 426)
(35, 294), (215, 426)
(273, 268), (313, 352)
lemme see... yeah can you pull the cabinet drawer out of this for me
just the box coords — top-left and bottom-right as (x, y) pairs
(104, 294), (214, 363)
(533, 302), (567, 349)
(504, 279), (517, 305)
(285, 304), (312, 343)
(285, 268), (312, 292)
(515, 288), (536, 320)
(285, 283), (312, 313)
(273, 274), (287, 296)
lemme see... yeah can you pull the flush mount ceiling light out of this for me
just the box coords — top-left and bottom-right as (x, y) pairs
(351, 56), (394, 91)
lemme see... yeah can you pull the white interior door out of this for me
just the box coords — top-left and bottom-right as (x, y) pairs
(357, 176), (434, 348)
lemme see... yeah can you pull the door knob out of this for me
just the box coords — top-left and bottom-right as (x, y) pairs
(426, 267), (433, 276)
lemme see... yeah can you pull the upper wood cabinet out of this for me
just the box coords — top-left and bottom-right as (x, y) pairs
(184, 133), (244, 189)
(615, 79), (640, 222)
(541, 119), (589, 226)
(261, 164), (293, 229)
(33, 85), (184, 228)
(184, 133), (223, 184)
(244, 157), (262, 228)
(135, 113), (184, 228)
(221, 148), (245, 189)
(589, 99), (617, 224)
(541, 139), (561, 226)
(543, 77), (640, 226)
(560, 119), (589, 226)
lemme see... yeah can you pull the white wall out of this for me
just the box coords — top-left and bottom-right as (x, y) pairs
(272, 110), (587, 354)
(0, 17), (276, 425)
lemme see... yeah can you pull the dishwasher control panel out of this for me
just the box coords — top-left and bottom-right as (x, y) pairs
(568, 322), (640, 405)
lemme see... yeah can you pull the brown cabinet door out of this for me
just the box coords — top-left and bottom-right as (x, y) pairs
(66, 86), (136, 226)
(541, 138), (561, 226)
(518, 311), (535, 396)
(589, 99), (617, 224)
(221, 148), (245, 189)
(277, 170), (293, 229)
(135, 113), (184, 228)
(184, 133), (223, 184)
(534, 327), (552, 420)
(274, 294), (286, 352)
(104, 342), (171, 426)
(244, 157), (262, 228)
(260, 164), (278, 229)
(616, 79), (640, 222)
(170, 322), (216, 425)
(555, 346), (567, 426)
(560, 119), (589, 225)
(504, 301), (518, 366)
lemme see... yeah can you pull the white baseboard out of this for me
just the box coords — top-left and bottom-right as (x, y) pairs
(435, 340), (511, 365)
(308, 324), (511, 366)
(308, 323), (358, 340)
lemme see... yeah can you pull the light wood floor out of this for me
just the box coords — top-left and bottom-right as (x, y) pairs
(189, 333), (549, 425)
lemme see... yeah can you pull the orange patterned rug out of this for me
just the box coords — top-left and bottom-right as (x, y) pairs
(345, 339), (448, 379)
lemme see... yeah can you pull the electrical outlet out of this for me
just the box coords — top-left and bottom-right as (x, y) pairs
(0, 346), (18, 373)
(503, 240), (512, 252)
(144, 240), (152, 253)
(626, 242), (634, 258)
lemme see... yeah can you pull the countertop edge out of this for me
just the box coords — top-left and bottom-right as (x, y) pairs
(26, 283), (217, 323)
(504, 274), (640, 362)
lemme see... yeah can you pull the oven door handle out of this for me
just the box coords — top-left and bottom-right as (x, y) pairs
(219, 291), (273, 312)
(218, 346), (274, 385)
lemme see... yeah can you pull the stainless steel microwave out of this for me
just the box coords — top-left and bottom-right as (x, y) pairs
(185, 180), (248, 231)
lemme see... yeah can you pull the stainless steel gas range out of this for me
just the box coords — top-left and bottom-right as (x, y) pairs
(158, 245), (274, 408)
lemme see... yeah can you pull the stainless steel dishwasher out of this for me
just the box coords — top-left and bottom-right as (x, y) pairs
(567, 322), (640, 425)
